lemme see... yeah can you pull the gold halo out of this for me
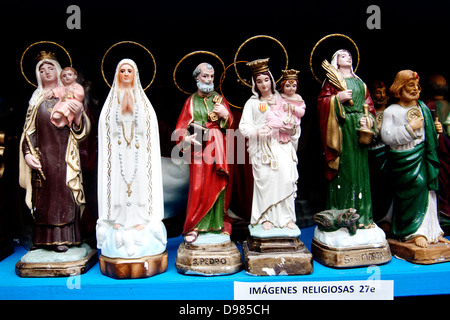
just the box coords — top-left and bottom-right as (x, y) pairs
(219, 61), (248, 109)
(233, 35), (289, 88)
(310, 33), (360, 84)
(101, 41), (156, 91)
(173, 51), (226, 95)
(20, 41), (72, 88)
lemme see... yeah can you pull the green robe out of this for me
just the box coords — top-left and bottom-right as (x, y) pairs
(387, 101), (440, 238)
(191, 93), (227, 232)
(325, 77), (375, 228)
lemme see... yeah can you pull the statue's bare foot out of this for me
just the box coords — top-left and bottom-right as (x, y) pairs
(414, 236), (428, 248)
(438, 236), (450, 244)
(285, 221), (297, 230)
(184, 231), (198, 243)
(262, 221), (273, 230)
(135, 224), (145, 231)
(54, 245), (69, 253)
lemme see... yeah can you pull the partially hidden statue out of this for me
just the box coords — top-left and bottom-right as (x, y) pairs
(97, 59), (168, 278)
(368, 80), (394, 227)
(425, 75), (450, 231)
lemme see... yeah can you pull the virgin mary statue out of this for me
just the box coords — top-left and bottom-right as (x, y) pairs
(19, 52), (89, 253)
(97, 59), (167, 259)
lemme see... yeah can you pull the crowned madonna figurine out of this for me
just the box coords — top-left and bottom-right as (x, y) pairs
(238, 58), (312, 275)
(16, 51), (97, 277)
(96, 59), (168, 278)
(312, 49), (391, 268)
(173, 62), (242, 276)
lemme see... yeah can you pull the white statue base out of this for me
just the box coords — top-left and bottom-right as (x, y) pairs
(311, 225), (391, 268)
(15, 243), (98, 277)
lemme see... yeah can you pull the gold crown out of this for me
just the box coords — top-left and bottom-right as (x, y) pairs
(282, 69), (300, 80)
(36, 51), (57, 61)
(247, 58), (270, 74)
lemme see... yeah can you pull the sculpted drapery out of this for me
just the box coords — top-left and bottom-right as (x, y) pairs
(97, 59), (166, 258)
(175, 91), (233, 236)
(19, 57), (90, 249)
(239, 69), (300, 229)
(317, 75), (376, 228)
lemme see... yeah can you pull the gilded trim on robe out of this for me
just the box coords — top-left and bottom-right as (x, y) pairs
(326, 95), (343, 171)
(19, 93), (90, 215)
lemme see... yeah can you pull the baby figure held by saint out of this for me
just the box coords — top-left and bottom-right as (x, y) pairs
(264, 69), (306, 144)
(45, 67), (85, 128)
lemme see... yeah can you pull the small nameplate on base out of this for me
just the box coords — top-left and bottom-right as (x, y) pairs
(311, 239), (391, 268)
(175, 240), (243, 276)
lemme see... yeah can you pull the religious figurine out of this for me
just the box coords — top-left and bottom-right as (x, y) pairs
(425, 75), (450, 230)
(368, 80), (393, 229)
(174, 62), (242, 275)
(312, 49), (391, 268)
(381, 70), (450, 264)
(16, 51), (97, 277)
(436, 123), (450, 231)
(238, 59), (312, 275)
(47, 67), (84, 128)
(265, 69), (306, 145)
(446, 113), (450, 135)
(96, 59), (168, 278)
(425, 74), (450, 134)
(370, 80), (389, 130)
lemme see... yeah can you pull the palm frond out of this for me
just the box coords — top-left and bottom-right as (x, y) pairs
(322, 60), (347, 91)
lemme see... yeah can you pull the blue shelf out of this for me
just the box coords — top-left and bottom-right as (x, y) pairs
(1, 226), (449, 300)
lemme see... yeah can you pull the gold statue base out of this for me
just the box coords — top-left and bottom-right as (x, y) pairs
(99, 251), (168, 279)
(243, 237), (313, 276)
(388, 238), (450, 264)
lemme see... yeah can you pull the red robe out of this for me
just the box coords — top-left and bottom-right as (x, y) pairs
(175, 93), (234, 235)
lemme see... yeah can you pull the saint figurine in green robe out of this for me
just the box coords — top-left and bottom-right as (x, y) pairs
(381, 70), (450, 248)
(317, 49), (377, 229)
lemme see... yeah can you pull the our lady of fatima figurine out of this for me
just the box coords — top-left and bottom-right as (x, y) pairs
(239, 58), (313, 275)
(311, 36), (391, 268)
(96, 59), (168, 278)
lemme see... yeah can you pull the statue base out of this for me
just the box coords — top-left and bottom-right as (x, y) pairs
(388, 238), (450, 264)
(175, 239), (243, 276)
(243, 237), (313, 276)
(99, 251), (168, 279)
(15, 244), (98, 277)
(311, 238), (391, 268)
